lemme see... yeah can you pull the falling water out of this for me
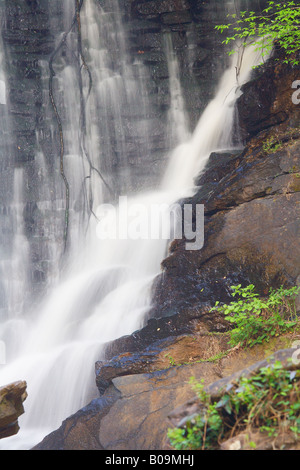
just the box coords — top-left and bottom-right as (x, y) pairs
(162, 44), (264, 191)
(2, 170), (30, 319)
(0, 0), (265, 450)
(164, 34), (191, 147)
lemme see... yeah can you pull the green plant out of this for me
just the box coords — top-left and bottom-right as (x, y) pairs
(216, 1), (300, 66)
(162, 350), (229, 371)
(203, 351), (229, 363)
(167, 378), (224, 450)
(168, 362), (300, 450)
(249, 440), (257, 449)
(210, 284), (300, 348)
(263, 136), (283, 154)
(289, 165), (300, 174)
(165, 354), (177, 366)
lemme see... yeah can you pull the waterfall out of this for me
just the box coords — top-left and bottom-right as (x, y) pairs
(0, 0), (265, 450)
(161, 44), (264, 192)
(5, 169), (30, 318)
(164, 34), (191, 147)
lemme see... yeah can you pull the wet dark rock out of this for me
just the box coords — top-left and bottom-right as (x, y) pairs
(101, 302), (229, 365)
(161, 11), (192, 25)
(194, 150), (242, 186)
(236, 51), (300, 141)
(23, 202), (39, 236)
(33, 392), (120, 450)
(96, 337), (176, 395)
(133, 0), (190, 17)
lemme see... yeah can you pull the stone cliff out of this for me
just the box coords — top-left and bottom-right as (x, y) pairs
(0, 0), (262, 312)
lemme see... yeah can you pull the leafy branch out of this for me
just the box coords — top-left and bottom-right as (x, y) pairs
(216, 1), (300, 66)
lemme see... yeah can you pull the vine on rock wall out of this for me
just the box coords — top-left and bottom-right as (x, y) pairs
(49, 0), (114, 250)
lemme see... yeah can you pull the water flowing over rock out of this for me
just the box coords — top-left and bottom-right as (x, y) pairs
(0, 0), (243, 313)
(0, 0), (299, 451)
(32, 46), (300, 449)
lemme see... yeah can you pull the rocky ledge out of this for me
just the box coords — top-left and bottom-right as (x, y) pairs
(34, 332), (299, 450)
(0, 381), (27, 440)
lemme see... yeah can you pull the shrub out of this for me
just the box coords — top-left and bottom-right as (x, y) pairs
(168, 361), (300, 450)
(210, 284), (300, 348)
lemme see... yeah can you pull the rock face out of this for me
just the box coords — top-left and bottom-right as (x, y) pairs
(0, 381), (27, 439)
(151, 52), (300, 318)
(95, 329), (230, 395)
(236, 48), (300, 141)
(34, 363), (222, 450)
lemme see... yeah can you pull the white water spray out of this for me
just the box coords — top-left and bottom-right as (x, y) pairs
(0, 0), (265, 450)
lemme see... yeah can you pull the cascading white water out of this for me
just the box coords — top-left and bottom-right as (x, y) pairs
(0, 0), (266, 450)
(0, 170), (31, 367)
(7, 170), (30, 317)
(162, 44), (264, 192)
(164, 34), (191, 147)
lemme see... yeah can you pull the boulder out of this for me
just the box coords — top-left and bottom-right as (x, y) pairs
(33, 360), (226, 450)
(0, 381), (27, 439)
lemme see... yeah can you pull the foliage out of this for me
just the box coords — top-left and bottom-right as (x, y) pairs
(168, 362), (300, 450)
(167, 378), (223, 450)
(262, 135), (283, 154)
(215, 1), (300, 66)
(210, 284), (300, 348)
(165, 354), (177, 366)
